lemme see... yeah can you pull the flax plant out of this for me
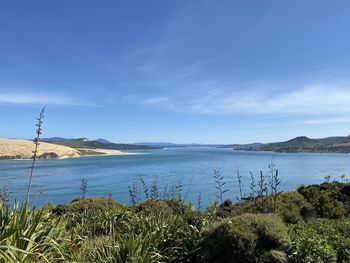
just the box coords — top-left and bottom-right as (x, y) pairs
(26, 107), (46, 205)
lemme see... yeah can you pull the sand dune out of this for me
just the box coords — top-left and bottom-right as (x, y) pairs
(0, 138), (128, 159)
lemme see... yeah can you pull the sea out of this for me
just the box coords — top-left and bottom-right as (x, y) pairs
(1, 147), (349, 207)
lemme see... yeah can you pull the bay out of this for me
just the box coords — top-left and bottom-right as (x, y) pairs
(0, 147), (349, 207)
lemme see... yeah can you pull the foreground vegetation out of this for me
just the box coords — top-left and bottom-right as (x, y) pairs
(0, 178), (349, 262)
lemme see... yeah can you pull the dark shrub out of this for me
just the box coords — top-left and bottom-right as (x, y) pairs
(317, 193), (345, 219)
(235, 192), (315, 223)
(52, 197), (130, 236)
(196, 213), (290, 263)
(133, 199), (206, 230)
(298, 185), (346, 219)
(275, 192), (314, 223)
(52, 197), (122, 215)
(38, 152), (59, 159)
(340, 184), (350, 197)
(132, 199), (173, 215)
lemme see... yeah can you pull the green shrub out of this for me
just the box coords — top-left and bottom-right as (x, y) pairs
(132, 199), (174, 216)
(54, 197), (132, 237)
(196, 213), (290, 263)
(134, 199), (208, 230)
(53, 197), (123, 215)
(0, 202), (68, 262)
(318, 193), (345, 219)
(164, 199), (209, 228)
(288, 218), (350, 263)
(227, 192), (315, 224)
(298, 185), (346, 219)
(275, 192), (314, 223)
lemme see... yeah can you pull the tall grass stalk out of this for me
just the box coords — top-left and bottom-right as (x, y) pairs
(213, 169), (228, 205)
(80, 178), (88, 199)
(249, 171), (256, 211)
(25, 106), (45, 205)
(236, 168), (243, 202)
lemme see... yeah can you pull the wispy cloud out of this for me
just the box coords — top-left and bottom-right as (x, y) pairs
(0, 91), (90, 106)
(126, 45), (165, 58)
(136, 83), (350, 115)
(303, 118), (350, 125)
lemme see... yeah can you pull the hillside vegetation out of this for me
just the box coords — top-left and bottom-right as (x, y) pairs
(259, 136), (350, 153)
(44, 138), (160, 150)
(222, 135), (350, 153)
(1, 179), (350, 262)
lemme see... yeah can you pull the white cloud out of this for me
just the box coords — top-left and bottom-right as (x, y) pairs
(137, 84), (350, 115)
(0, 92), (88, 106)
(304, 118), (350, 125)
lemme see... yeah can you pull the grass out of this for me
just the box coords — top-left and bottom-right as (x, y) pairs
(0, 180), (349, 262)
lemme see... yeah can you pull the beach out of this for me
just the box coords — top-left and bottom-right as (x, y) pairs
(0, 138), (129, 159)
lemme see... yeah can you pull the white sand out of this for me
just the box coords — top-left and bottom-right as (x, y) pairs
(0, 138), (130, 159)
(0, 138), (80, 159)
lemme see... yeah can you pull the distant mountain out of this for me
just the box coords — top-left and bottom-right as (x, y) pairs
(42, 137), (75, 142)
(43, 135), (350, 153)
(46, 138), (159, 150)
(134, 142), (179, 147)
(259, 135), (350, 153)
(134, 142), (222, 148)
(94, 138), (111, 144)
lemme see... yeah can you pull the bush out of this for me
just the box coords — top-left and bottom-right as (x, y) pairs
(196, 213), (290, 263)
(340, 184), (350, 197)
(133, 199), (208, 230)
(288, 218), (350, 263)
(298, 185), (346, 219)
(132, 199), (174, 216)
(52, 197), (123, 215)
(54, 197), (132, 237)
(275, 192), (315, 223)
(227, 192), (315, 224)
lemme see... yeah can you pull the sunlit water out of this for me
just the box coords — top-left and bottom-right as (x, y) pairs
(1, 147), (350, 207)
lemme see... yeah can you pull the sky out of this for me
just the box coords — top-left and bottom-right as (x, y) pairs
(1, 0), (350, 144)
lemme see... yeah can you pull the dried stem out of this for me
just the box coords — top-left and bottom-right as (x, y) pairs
(25, 106), (46, 205)
(213, 169), (228, 205)
(236, 168), (243, 202)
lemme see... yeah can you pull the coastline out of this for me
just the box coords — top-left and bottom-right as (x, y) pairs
(0, 150), (138, 160)
(0, 138), (138, 160)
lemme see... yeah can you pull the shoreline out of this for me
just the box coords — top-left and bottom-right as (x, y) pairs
(0, 150), (140, 161)
(0, 138), (141, 160)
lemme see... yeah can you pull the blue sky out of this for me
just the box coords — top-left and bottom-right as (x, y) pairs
(1, 0), (350, 144)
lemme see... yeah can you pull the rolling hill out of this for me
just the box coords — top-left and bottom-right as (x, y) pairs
(43, 138), (160, 150)
(258, 136), (350, 153)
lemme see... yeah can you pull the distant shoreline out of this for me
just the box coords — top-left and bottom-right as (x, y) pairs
(0, 152), (139, 161)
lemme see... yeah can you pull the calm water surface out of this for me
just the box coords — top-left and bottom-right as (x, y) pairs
(1, 147), (350, 207)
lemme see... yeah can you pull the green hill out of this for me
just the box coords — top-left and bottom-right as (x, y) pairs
(259, 135), (350, 153)
(43, 138), (160, 150)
